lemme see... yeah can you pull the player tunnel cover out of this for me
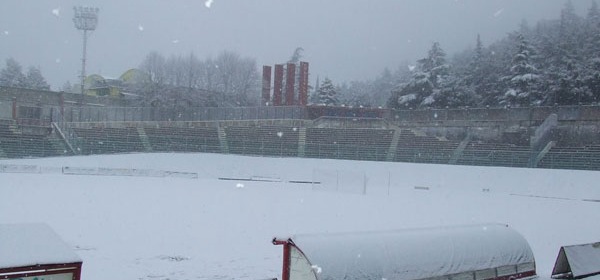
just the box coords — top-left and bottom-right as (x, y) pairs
(0, 223), (82, 280)
(273, 224), (536, 280)
(551, 241), (600, 279)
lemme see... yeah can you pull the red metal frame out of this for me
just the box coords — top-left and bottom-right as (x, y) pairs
(262, 66), (272, 106)
(0, 262), (82, 280)
(285, 63), (296, 106)
(273, 65), (284, 106)
(298, 62), (309, 106)
(273, 238), (291, 280)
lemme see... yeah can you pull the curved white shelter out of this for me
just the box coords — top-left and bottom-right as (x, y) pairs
(273, 224), (536, 280)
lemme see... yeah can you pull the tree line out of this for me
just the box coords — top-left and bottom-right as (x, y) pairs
(364, 0), (600, 109)
(3, 0), (598, 110)
(132, 50), (260, 107)
(0, 58), (50, 91)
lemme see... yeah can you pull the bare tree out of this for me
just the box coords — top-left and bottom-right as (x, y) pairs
(139, 51), (167, 90)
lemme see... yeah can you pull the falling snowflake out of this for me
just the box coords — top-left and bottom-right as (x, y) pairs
(3, 31), (9, 35)
(277, 132), (283, 138)
(205, 0), (214, 8)
(138, 24), (144, 31)
(172, 39), (180, 44)
(55, 58), (61, 63)
(236, 183), (244, 188)
(51, 8), (60, 17)
(494, 8), (504, 18)
(311, 265), (322, 274)
(408, 65), (416, 71)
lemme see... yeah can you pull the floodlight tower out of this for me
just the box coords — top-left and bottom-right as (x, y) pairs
(73, 6), (99, 95)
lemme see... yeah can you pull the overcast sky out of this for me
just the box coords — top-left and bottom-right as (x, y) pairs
(0, 0), (592, 90)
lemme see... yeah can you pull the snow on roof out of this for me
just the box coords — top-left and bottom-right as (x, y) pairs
(287, 223), (535, 280)
(552, 242), (600, 279)
(0, 223), (82, 269)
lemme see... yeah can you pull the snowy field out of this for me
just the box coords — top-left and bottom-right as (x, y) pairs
(1, 153), (599, 280)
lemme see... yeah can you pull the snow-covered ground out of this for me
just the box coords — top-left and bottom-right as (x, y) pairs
(1, 153), (599, 280)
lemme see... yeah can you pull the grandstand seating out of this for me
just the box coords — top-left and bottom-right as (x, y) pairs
(394, 129), (460, 164)
(71, 127), (145, 155)
(537, 145), (600, 170)
(456, 141), (531, 168)
(144, 126), (221, 153)
(225, 126), (299, 157)
(305, 128), (393, 161)
(3, 115), (600, 172)
(0, 120), (66, 158)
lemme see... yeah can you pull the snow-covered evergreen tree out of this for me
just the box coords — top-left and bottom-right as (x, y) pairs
(551, 0), (587, 105)
(582, 0), (600, 102)
(0, 58), (26, 88)
(389, 42), (450, 108)
(317, 77), (338, 106)
(338, 81), (373, 107)
(453, 34), (491, 107)
(371, 68), (399, 107)
(24, 67), (50, 90)
(501, 33), (541, 106)
(309, 76), (320, 105)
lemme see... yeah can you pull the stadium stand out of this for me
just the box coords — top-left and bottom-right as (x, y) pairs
(0, 119), (67, 158)
(394, 129), (460, 164)
(305, 127), (394, 161)
(144, 126), (221, 153)
(456, 141), (531, 168)
(537, 145), (600, 170)
(225, 125), (299, 157)
(71, 126), (145, 155)
(4, 99), (600, 172)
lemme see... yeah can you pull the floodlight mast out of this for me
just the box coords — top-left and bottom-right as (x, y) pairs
(73, 6), (99, 97)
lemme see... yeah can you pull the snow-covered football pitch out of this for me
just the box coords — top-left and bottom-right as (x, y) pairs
(1, 153), (598, 280)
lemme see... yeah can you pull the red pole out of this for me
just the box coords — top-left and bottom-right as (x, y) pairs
(282, 243), (290, 280)
(262, 66), (272, 106)
(299, 62), (309, 106)
(273, 239), (291, 280)
(285, 63), (296, 106)
(273, 64), (284, 106)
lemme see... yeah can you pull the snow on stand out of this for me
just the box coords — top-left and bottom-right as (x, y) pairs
(273, 224), (537, 280)
(0, 223), (82, 280)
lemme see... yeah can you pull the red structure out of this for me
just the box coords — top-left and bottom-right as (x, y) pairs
(262, 66), (272, 106)
(264, 61), (309, 106)
(273, 64), (284, 106)
(299, 62), (309, 106)
(285, 63), (296, 106)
